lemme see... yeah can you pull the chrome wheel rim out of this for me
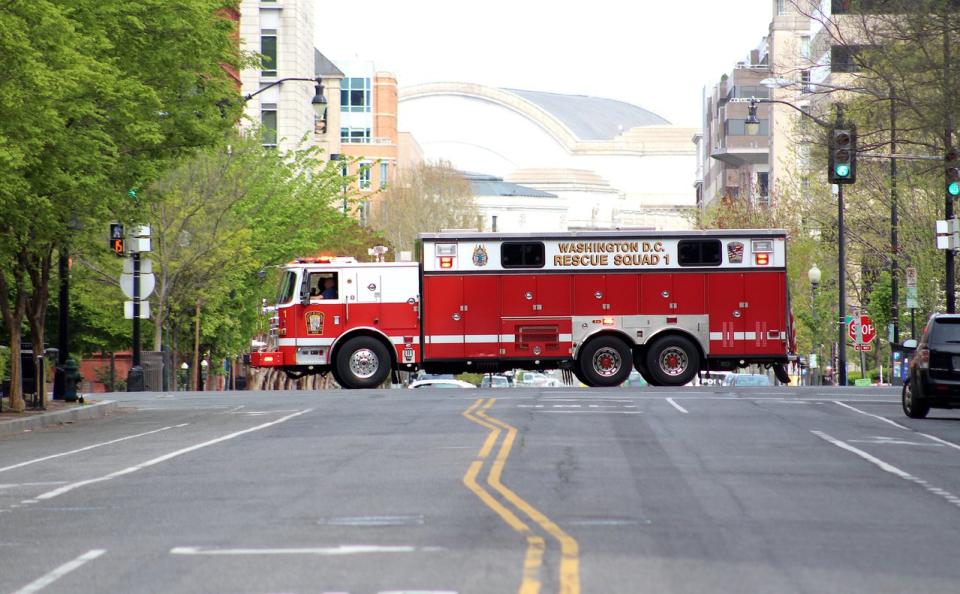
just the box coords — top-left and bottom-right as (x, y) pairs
(349, 348), (379, 379)
(592, 347), (623, 377)
(658, 347), (689, 377)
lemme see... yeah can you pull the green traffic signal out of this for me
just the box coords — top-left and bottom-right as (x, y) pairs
(128, 188), (139, 199)
(949, 181), (960, 197)
(835, 164), (851, 178)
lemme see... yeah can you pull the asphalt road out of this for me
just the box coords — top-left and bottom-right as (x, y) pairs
(2, 385), (960, 594)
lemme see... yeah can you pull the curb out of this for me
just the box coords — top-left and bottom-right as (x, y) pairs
(0, 400), (119, 438)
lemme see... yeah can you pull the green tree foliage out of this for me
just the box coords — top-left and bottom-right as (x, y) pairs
(0, 1), (241, 409)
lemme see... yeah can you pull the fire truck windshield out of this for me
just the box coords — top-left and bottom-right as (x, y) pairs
(276, 270), (297, 305)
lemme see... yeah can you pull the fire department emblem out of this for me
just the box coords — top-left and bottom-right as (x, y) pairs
(472, 244), (489, 267)
(305, 311), (325, 335)
(727, 241), (744, 264)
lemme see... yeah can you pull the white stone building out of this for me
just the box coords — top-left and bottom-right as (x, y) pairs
(399, 83), (697, 232)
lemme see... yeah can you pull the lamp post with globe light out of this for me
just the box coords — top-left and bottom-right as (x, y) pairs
(808, 264), (822, 385)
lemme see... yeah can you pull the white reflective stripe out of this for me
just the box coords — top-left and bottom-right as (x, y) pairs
(291, 338), (334, 347)
(279, 338), (297, 347)
(427, 335), (464, 344)
(390, 336), (420, 345)
(426, 334), (572, 344)
(465, 335), (500, 343)
(709, 332), (759, 341)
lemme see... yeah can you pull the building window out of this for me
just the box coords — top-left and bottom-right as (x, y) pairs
(359, 162), (372, 190)
(261, 106), (277, 147)
(777, 0), (787, 15)
(800, 69), (812, 93)
(757, 172), (770, 201)
(340, 77), (371, 113)
(831, 45), (863, 73)
(340, 127), (371, 143)
(260, 32), (277, 77)
(379, 162), (389, 189)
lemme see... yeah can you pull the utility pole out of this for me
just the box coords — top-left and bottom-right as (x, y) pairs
(127, 250), (144, 391)
(890, 88), (899, 346)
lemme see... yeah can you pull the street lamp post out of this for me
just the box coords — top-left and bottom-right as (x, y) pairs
(808, 264), (822, 386)
(240, 77), (328, 144)
(746, 97), (847, 385)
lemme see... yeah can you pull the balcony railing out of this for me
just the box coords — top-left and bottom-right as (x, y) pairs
(341, 136), (394, 145)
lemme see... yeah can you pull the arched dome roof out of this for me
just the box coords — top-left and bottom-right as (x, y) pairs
(503, 89), (670, 140)
(399, 83), (674, 149)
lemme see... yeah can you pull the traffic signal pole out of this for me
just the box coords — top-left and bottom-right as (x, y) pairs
(838, 183), (847, 387)
(947, 131), (956, 314)
(127, 251), (144, 391)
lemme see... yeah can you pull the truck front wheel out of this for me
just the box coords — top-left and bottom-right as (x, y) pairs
(335, 336), (392, 389)
(578, 336), (633, 387)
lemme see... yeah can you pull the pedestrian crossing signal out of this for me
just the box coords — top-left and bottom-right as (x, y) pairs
(109, 223), (125, 256)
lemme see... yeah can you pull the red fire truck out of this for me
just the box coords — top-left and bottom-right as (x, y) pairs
(250, 230), (796, 388)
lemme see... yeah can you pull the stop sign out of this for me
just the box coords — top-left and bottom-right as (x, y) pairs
(848, 314), (877, 344)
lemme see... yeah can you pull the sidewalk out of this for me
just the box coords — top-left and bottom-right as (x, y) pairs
(0, 398), (119, 438)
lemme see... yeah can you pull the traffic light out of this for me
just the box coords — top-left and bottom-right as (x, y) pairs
(828, 127), (857, 184)
(946, 149), (960, 197)
(109, 223), (125, 256)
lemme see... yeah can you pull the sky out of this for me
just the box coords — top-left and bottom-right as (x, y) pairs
(315, 0), (776, 129)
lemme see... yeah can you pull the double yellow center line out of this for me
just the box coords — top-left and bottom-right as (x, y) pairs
(462, 398), (580, 594)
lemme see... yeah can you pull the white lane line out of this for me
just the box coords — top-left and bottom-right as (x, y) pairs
(665, 397), (688, 414)
(540, 411), (644, 415)
(915, 432), (960, 452)
(170, 545), (441, 556)
(833, 401), (909, 430)
(0, 482), (68, 490)
(0, 424), (189, 474)
(811, 431), (960, 509)
(834, 401), (960, 450)
(35, 410), (311, 501)
(11, 549), (106, 594)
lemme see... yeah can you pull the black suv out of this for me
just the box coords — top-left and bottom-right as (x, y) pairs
(903, 314), (960, 418)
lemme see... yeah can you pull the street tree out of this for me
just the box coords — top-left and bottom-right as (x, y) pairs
(0, 1), (241, 410)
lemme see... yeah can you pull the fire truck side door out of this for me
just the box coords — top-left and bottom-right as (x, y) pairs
(640, 273), (673, 315)
(423, 275), (464, 360)
(463, 275), (500, 358)
(353, 269), (383, 327)
(742, 271), (786, 355)
(706, 273), (745, 355)
(603, 274), (639, 314)
(574, 274), (606, 316)
(298, 270), (346, 349)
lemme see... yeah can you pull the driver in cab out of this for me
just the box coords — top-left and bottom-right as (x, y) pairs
(310, 276), (337, 300)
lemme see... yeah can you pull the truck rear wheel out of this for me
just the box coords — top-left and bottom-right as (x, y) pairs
(335, 336), (392, 389)
(645, 334), (700, 387)
(578, 336), (633, 387)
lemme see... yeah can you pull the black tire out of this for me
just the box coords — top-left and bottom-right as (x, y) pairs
(645, 334), (701, 387)
(902, 380), (930, 419)
(577, 336), (633, 387)
(334, 336), (392, 389)
(571, 366), (589, 386)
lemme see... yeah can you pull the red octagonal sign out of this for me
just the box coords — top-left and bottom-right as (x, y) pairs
(848, 314), (877, 344)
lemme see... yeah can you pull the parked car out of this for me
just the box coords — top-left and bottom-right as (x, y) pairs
(722, 373), (772, 387)
(408, 379), (477, 389)
(902, 313), (960, 418)
(518, 371), (549, 387)
(480, 374), (511, 389)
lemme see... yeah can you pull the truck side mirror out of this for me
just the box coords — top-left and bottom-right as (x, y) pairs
(300, 283), (311, 305)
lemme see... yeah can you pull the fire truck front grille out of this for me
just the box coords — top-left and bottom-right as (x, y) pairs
(516, 325), (560, 351)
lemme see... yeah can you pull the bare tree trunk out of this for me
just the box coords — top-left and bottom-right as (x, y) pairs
(0, 267), (28, 412)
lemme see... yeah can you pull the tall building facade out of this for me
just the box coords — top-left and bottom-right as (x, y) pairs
(238, 0), (341, 155)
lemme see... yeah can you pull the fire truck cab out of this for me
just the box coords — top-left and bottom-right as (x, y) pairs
(251, 230), (795, 388)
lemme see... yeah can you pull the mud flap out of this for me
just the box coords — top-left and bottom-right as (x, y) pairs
(773, 364), (791, 385)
